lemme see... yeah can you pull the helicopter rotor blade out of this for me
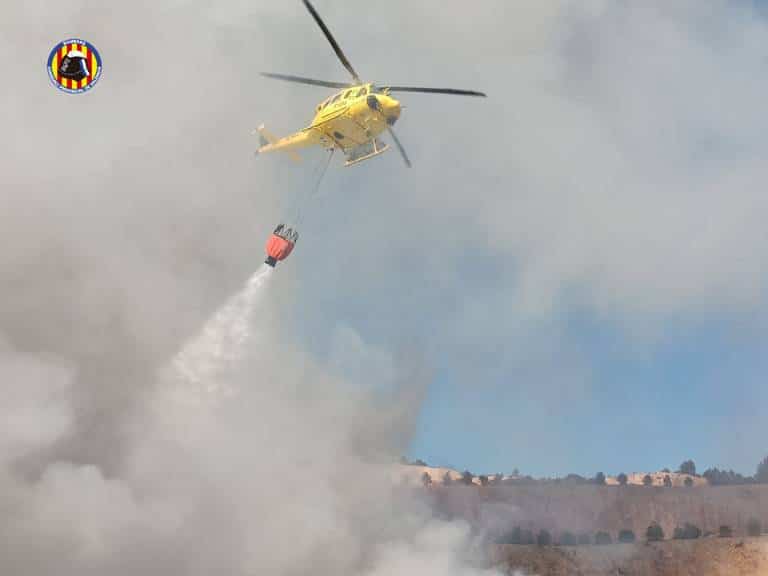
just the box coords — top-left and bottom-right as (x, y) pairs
(385, 86), (487, 97)
(261, 73), (351, 89)
(386, 126), (411, 168)
(301, 0), (361, 83)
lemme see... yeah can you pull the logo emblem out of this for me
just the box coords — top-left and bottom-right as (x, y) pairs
(47, 39), (102, 94)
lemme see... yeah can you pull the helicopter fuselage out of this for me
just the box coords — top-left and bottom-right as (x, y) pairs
(256, 83), (403, 166)
(309, 83), (401, 150)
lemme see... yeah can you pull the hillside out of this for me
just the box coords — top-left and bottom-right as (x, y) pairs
(420, 483), (768, 541)
(394, 464), (767, 537)
(491, 537), (768, 576)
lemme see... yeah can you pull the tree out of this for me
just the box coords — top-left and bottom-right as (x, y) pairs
(663, 475), (672, 487)
(460, 470), (474, 485)
(413, 459), (428, 467)
(498, 527), (522, 545)
(520, 529), (535, 545)
(618, 529), (636, 543)
(756, 456), (768, 484)
(578, 533), (592, 545)
(747, 518), (762, 537)
(478, 475), (489, 486)
(646, 523), (665, 542)
(684, 476), (694, 487)
(594, 472), (606, 485)
(512, 468), (520, 476)
(617, 473), (628, 486)
(442, 471), (453, 486)
(704, 467), (752, 486)
(559, 531), (577, 546)
(643, 474), (653, 486)
(421, 472), (432, 487)
(719, 525), (733, 538)
(595, 531), (612, 545)
(679, 460), (696, 476)
(537, 529), (552, 546)
(491, 473), (503, 485)
(662, 468), (671, 473)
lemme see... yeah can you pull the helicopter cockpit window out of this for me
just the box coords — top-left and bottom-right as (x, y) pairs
(356, 87), (367, 97)
(343, 90), (353, 99)
(330, 93), (342, 104)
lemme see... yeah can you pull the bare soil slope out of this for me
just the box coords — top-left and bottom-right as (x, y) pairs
(492, 538), (768, 576)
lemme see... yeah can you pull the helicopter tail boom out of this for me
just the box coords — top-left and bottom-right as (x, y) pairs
(254, 124), (319, 163)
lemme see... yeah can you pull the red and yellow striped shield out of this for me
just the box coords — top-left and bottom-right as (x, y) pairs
(47, 39), (102, 94)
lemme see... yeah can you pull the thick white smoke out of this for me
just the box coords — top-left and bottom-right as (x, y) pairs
(0, 262), (500, 576)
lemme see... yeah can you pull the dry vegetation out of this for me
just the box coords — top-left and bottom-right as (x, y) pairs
(395, 459), (768, 573)
(491, 538), (768, 576)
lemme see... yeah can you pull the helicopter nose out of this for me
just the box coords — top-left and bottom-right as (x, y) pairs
(368, 94), (401, 124)
(382, 97), (401, 124)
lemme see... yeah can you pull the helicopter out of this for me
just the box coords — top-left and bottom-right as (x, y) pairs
(255, 0), (487, 168)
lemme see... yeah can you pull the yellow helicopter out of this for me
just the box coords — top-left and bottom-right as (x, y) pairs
(255, 0), (486, 168)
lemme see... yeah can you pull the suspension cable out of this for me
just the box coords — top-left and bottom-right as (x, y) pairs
(295, 149), (334, 226)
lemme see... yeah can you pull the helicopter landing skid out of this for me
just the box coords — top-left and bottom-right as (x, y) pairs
(344, 138), (389, 167)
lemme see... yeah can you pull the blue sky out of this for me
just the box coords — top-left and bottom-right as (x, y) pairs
(408, 305), (768, 478)
(274, 0), (768, 479)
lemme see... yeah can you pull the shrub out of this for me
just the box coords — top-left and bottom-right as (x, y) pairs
(421, 472), (432, 487)
(442, 472), (453, 486)
(460, 470), (474, 485)
(747, 518), (762, 537)
(719, 525), (733, 538)
(578, 533), (592, 545)
(617, 473), (628, 486)
(685, 523), (701, 539)
(646, 523), (665, 542)
(537, 529), (552, 546)
(663, 475), (672, 487)
(479, 475), (489, 486)
(559, 531), (577, 546)
(679, 460), (697, 476)
(594, 472), (606, 485)
(643, 474), (653, 486)
(520, 529), (535, 545)
(595, 531), (612, 545)
(684, 476), (694, 487)
(564, 474), (588, 485)
(674, 523), (701, 540)
(413, 459), (428, 467)
(618, 529), (636, 543)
